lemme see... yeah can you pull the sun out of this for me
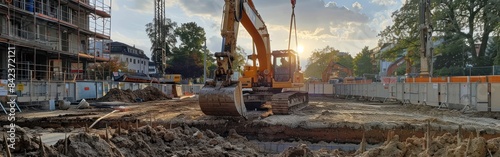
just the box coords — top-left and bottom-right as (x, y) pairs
(297, 45), (304, 54)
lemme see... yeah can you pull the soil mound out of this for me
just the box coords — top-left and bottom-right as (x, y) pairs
(359, 133), (500, 157)
(50, 125), (260, 157)
(132, 86), (171, 102)
(97, 86), (171, 103)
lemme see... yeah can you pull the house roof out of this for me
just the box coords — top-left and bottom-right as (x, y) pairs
(109, 42), (149, 59)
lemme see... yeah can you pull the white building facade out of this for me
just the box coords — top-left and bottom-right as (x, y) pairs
(109, 42), (149, 74)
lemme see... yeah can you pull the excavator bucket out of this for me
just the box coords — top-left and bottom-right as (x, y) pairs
(198, 81), (247, 117)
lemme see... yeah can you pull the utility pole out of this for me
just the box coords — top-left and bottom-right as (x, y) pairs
(203, 41), (207, 83)
(419, 0), (432, 77)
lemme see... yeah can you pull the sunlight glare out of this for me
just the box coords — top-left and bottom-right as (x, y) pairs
(297, 45), (304, 54)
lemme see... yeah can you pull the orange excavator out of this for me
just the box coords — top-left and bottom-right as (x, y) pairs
(199, 0), (308, 117)
(321, 62), (353, 83)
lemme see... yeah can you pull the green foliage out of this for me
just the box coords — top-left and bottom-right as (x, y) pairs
(89, 57), (128, 79)
(353, 46), (374, 76)
(303, 46), (354, 78)
(380, 0), (500, 70)
(487, 36), (500, 65)
(378, 0), (420, 61)
(304, 46), (339, 78)
(435, 66), (464, 76)
(433, 0), (500, 66)
(145, 18), (177, 65)
(233, 46), (247, 74)
(165, 22), (207, 78)
(337, 53), (354, 70)
(395, 63), (406, 76)
(433, 35), (468, 71)
(175, 22), (207, 54)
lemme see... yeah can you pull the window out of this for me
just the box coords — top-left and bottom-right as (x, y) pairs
(134, 59), (136, 64)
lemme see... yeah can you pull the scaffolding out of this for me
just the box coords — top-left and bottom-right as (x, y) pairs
(0, 0), (112, 81)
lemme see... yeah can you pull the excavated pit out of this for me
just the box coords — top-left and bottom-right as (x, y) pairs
(3, 96), (500, 156)
(9, 112), (500, 146)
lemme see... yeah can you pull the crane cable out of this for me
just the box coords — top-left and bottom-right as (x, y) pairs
(287, 0), (298, 52)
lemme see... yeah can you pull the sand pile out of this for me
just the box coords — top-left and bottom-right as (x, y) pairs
(358, 133), (500, 157)
(97, 86), (171, 103)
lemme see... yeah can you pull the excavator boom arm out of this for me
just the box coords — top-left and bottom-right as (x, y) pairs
(219, 0), (271, 78)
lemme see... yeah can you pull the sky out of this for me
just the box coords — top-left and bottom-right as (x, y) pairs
(110, 0), (404, 67)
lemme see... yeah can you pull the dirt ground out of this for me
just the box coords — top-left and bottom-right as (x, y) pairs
(2, 95), (500, 156)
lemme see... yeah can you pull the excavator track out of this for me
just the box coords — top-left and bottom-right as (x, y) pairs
(271, 91), (309, 115)
(198, 82), (247, 117)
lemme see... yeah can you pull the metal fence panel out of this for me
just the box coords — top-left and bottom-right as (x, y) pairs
(387, 83), (397, 100)
(426, 83), (439, 106)
(439, 83), (448, 106)
(396, 83), (403, 101)
(308, 84), (315, 94)
(103, 82), (110, 96)
(96, 82), (103, 98)
(351, 84), (359, 96)
(314, 84), (324, 94)
(492, 84), (500, 111)
(476, 83), (489, 111)
(403, 83), (411, 102)
(470, 83), (478, 110)
(448, 83), (461, 104)
(76, 82), (97, 100)
(323, 84), (334, 95)
(338, 85), (344, 95)
(459, 83), (471, 107)
(409, 84), (420, 104)
(418, 84), (427, 105)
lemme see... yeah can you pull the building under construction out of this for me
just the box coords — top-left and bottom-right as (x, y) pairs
(0, 0), (112, 81)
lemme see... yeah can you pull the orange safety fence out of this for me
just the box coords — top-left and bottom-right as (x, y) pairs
(405, 75), (500, 83)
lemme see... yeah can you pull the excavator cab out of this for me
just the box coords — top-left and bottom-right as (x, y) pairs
(272, 50), (304, 88)
(273, 50), (295, 82)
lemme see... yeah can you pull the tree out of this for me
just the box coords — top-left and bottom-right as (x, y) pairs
(378, 0), (421, 61)
(145, 17), (177, 73)
(432, 35), (468, 76)
(304, 46), (340, 78)
(337, 53), (354, 72)
(233, 46), (247, 74)
(382, 0), (500, 66)
(88, 57), (128, 80)
(353, 46), (374, 76)
(165, 22), (207, 78)
(433, 0), (500, 66)
(487, 36), (500, 65)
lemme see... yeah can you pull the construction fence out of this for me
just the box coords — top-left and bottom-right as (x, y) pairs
(2, 81), (205, 106)
(333, 82), (500, 112)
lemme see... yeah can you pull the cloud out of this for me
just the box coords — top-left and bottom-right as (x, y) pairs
(175, 0), (223, 18)
(370, 9), (394, 33)
(352, 2), (363, 11)
(252, 0), (372, 41)
(370, 0), (398, 6)
(123, 0), (179, 14)
(122, 0), (154, 14)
